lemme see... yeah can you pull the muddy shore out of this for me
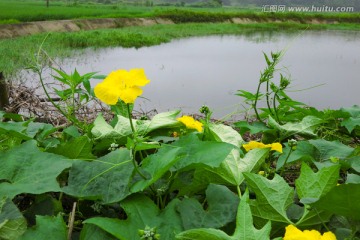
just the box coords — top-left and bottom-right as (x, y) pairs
(0, 17), (340, 39)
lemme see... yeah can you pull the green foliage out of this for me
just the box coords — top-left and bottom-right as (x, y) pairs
(0, 140), (72, 199)
(63, 148), (134, 204)
(295, 163), (340, 200)
(268, 115), (323, 140)
(19, 215), (67, 240)
(313, 184), (360, 221)
(47, 135), (95, 159)
(0, 198), (27, 240)
(157, 9), (232, 23)
(83, 194), (183, 240)
(1, 49), (360, 239)
(176, 190), (271, 240)
(177, 184), (239, 230)
(243, 173), (293, 225)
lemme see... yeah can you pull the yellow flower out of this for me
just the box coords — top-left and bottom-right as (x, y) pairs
(270, 142), (283, 153)
(242, 141), (282, 153)
(177, 116), (203, 132)
(94, 69), (150, 105)
(284, 225), (336, 240)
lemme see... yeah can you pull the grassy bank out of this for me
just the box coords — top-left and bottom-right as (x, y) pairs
(1, 0), (360, 24)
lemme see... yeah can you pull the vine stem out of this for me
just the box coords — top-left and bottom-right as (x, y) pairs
(253, 81), (263, 123)
(127, 103), (147, 180)
(273, 91), (281, 123)
(279, 147), (293, 176)
(237, 185), (242, 199)
(266, 80), (274, 117)
(127, 104), (135, 133)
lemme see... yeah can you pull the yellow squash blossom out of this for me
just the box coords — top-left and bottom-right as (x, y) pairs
(177, 116), (203, 132)
(94, 69), (150, 105)
(242, 141), (282, 153)
(284, 225), (336, 240)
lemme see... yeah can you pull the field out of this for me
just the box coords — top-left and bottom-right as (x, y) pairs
(1, 0), (360, 24)
(0, 0), (246, 24)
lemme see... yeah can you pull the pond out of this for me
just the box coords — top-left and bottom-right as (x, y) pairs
(41, 30), (360, 119)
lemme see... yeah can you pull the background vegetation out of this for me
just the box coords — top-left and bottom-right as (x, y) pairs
(0, 0), (359, 25)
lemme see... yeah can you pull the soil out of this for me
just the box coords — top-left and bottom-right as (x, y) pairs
(0, 17), (341, 39)
(0, 17), (174, 39)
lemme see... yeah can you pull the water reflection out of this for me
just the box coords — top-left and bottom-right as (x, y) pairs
(35, 30), (360, 119)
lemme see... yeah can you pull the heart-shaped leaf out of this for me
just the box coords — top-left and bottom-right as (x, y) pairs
(243, 173), (293, 225)
(0, 141), (72, 199)
(84, 194), (183, 240)
(63, 148), (133, 204)
(177, 184), (239, 230)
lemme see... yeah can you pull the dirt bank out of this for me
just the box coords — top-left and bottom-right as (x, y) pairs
(0, 17), (342, 39)
(0, 17), (174, 39)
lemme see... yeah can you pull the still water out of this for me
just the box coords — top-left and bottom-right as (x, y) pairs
(55, 30), (360, 118)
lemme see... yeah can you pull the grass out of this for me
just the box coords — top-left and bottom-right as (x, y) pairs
(0, 0), (360, 24)
(0, 0), (156, 22)
(0, 0), (251, 23)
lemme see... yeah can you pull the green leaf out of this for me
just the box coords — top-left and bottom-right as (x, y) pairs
(91, 114), (131, 140)
(131, 146), (182, 192)
(341, 105), (360, 118)
(313, 184), (360, 220)
(268, 115), (323, 139)
(234, 121), (269, 135)
(136, 110), (181, 135)
(176, 228), (230, 240)
(84, 195), (183, 240)
(294, 164), (339, 227)
(47, 136), (95, 159)
(207, 123), (244, 147)
(175, 148), (269, 196)
(51, 68), (71, 85)
(176, 190), (271, 240)
(177, 184), (239, 230)
(235, 90), (260, 101)
(295, 163), (340, 200)
(0, 141), (72, 199)
(111, 101), (132, 117)
(295, 207), (333, 228)
(63, 126), (81, 138)
(309, 139), (354, 162)
(347, 156), (360, 173)
(341, 117), (360, 133)
(346, 173), (360, 184)
(243, 173), (293, 225)
(0, 121), (31, 140)
(211, 148), (269, 187)
(232, 190), (271, 240)
(19, 215), (67, 240)
(132, 134), (235, 192)
(0, 198), (27, 240)
(23, 194), (63, 226)
(172, 134), (236, 170)
(276, 141), (315, 170)
(92, 111), (181, 140)
(26, 122), (56, 140)
(80, 224), (118, 240)
(63, 148), (134, 204)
